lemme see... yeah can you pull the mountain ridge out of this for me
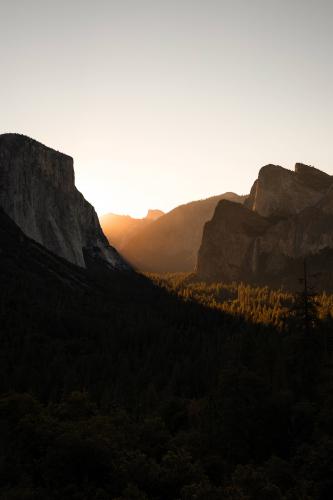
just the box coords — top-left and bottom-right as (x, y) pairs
(100, 208), (164, 250)
(119, 192), (247, 272)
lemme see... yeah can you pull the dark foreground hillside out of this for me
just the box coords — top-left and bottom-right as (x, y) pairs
(1, 211), (333, 499)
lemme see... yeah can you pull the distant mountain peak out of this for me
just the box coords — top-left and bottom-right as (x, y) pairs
(100, 209), (164, 251)
(145, 209), (164, 221)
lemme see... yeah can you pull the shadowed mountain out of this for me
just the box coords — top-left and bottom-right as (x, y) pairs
(120, 192), (247, 272)
(0, 133), (129, 270)
(0, 207), (94, 291)
(197, 163), (333, 290)
(100, 209), (164, 250)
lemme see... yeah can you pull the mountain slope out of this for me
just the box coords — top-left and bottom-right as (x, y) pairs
(100, 209), (164, 250)
(121, 192), (246, 272)
(0, 133), (129, 270)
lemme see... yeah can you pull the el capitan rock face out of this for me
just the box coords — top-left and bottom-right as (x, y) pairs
(0, 134), (129, 270)
(197, 163), (333, 289)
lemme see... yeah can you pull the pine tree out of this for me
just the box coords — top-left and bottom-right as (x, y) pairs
(289, 260), (318, 334)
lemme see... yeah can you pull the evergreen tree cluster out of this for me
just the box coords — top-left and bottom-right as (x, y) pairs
(1, 258), (333, 499)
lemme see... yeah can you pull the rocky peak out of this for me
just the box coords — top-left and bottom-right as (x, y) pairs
(0, 133), (130, 271)
(197, 163), (333, 289)
(245, 162), (332, 218)
(295, 162), (332, 191)
(0, 133), (74, 191)
(145, 209), (164, 221)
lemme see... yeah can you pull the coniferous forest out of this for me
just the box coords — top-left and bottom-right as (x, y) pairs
(1, 213), (333, 500)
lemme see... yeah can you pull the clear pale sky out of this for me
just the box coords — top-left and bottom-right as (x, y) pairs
(1, 0), (333, 217)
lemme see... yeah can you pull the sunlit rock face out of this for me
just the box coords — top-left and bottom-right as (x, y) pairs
(197, 164), (333, 289)
(245, 163), (332, 218)
(0, 133), (130, 270)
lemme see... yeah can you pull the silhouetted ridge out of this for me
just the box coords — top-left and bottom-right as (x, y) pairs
(295, 162), (332, 190)
(100, 209), (164, 250)
(0, 133), (72, 159)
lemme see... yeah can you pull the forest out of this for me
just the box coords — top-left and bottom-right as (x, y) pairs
(148, 273), (333, 329)
(1, 240), (333, 499)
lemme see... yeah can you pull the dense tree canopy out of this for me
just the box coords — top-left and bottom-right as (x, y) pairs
(1, 261), (333, 499)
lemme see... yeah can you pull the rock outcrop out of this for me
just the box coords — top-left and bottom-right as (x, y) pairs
(120, 192), (247, 272)
(0, 133), (130, 270)
(198, 201), (270, 282)
(245, 163), (332, 218)
(197, 163), (333, 289)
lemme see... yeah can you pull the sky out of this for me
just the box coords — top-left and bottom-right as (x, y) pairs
(1, 0), (333, 218)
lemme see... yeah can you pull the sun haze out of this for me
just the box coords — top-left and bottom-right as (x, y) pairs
(1, 0), (333, 217)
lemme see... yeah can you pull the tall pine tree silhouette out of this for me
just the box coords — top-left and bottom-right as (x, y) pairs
(290, 259), (318, 334)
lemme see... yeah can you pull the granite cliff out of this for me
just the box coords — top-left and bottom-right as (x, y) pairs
(0, 134), (129, 270)
(197, 163), (333, 289)
(244, 163), (332, 218)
